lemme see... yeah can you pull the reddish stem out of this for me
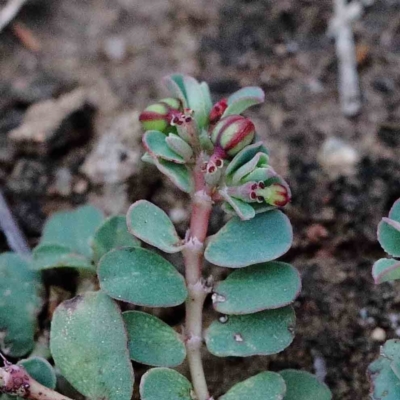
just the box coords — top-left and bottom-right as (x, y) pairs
(183, 156), (213, 400)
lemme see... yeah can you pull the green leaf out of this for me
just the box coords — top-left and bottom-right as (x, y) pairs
(200, 81), (213, 115)
(378, 199), (400, 257)
(32, 244), (94, 271)
(140, 368), (193, 400)
(19, 357), (57, 389)
(372, 258), (400, 284)
(205, 306), (295, 357)
(127, 200), (183, 253)
(143, 131), (186, 164)
(50, 291), (134, 400)
(123, 311), (186, 367)
(225, 142), (269, 182)
(223, 87), (265, 117)
(368, 340), (400, 400)
(183, 76), (208, 128)
(98, 247), (187, 307)
(154, 158), (194, 193)
(40, 205), (104, 258)
(230, 153), (270, 185)
(280, 370), (332, 400)
(92, 216), (141, 263)
(163, 74), (188, 106)
(0, 253), (43, 357)
(213, 262), (301, 314)
(219, 191), (255, 221)
(220, 371), (286, 400)
(205, 211), (292, 268)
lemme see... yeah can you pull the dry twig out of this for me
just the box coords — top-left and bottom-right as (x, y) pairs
(0, 189), (31, 256)
(329, 0), (363, 117)
(0, 0), (28, 33)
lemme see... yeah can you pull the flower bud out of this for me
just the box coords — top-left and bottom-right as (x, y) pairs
(210, 115), (255, 158)
(226, 178), (291, 207)
(209, 98), (228, 124)
(256, 182), (291, 207)
(139, 98), (182, 132)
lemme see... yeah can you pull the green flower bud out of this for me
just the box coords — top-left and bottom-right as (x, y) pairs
(210, 115), (255, 158)
(139, 98), (182, 132)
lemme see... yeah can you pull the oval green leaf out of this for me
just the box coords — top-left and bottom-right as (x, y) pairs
(40, 205), (104, 258)
(205, 211), (293, 268)
(154, 158), (193, 193)
(92, 216), (141, 263)
(127, 200), (183, 253)
(123, 311), (185, 367)
(143, 131), (186, 164)
(372, 258), (400, 284)
(140, 368), (193, 400)
(0, 253), (43, 357)
(378, 199), (400, 257)
(225, 142), (269, 180)
(368, 340), (400, 400)
(205, 306), (295, 357)
(213, 262), (301, 314)
(220, 371), (286, 400)
(223, 87), (265, 117)
(19, 357), (57, 389)
(98, 247), (187, 307)
(163, 74), (188, 106)
(184, 76), (209, 128)
(219, 191), (255, 221)
(32, 244), (94, 271)
(280, 370), (332, 400)
(50, 291), (134, 400)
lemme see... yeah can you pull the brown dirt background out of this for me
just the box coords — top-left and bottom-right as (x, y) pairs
(1, 1), (400, 399)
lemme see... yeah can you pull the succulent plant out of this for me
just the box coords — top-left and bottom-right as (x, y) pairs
(0, 75), (332, 400)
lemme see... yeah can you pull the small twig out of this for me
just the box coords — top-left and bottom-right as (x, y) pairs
(329, 0), (363, 117)
(12, 21), (41, 52)
(0, 361), (74, 400)
(0, 0), (28, 33)
(0, 189), (31, 256)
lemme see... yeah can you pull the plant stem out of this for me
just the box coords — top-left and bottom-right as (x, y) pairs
(0, 363), (74, 400)
(183, 158), (213, 400)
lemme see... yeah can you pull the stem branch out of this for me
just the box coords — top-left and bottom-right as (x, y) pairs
(0, 363), (74, 400)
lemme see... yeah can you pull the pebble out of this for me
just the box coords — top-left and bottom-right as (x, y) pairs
(371, 327), (386, 342)
(319, 137), (360, 179)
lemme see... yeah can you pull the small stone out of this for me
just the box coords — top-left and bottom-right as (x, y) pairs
(371, 327), (386, 342)
(53, 168), (73, 196)
(103, 36), (127, 62)
(73, 179), (89, 195)
(319, 137), (360, 179)
(81, 111), (142, 185)
(169, 207), (188, 224)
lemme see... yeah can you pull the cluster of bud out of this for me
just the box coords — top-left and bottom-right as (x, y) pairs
(139, 84), (291, 215)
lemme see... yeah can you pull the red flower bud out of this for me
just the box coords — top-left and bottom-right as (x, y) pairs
(209, 98), (228, 124)
(139, 98), (182, 132)
(210, 115), (255, 158)
(256, 183), (291, 207)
